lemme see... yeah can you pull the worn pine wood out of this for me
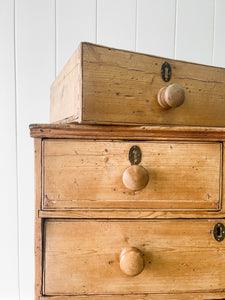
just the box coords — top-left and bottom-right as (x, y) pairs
(30, 124), (225, 142)
(222, 142), (225, 214)
(44, 219), (225, 295)
(122, 165), (149, 191)
(34, 139), (43, 300)
(50, 42), (225, 126)
(120, 247), (145, 276)
(39, 292), (225, 300)
(38, 209), (225, 219)
(50, 44), (82, 123)
(31, 129), (225, 298)
(43, 139), (221, 210)
(157, 83), (185, 109)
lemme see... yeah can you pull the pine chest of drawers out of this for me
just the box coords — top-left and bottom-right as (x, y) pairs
(30, 124), (225, 300)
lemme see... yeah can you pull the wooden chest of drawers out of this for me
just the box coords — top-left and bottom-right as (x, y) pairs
(30, 124), (225, 300)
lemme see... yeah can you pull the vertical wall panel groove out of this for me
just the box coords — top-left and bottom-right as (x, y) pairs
(97, 0), (136, 51)
(134, 0), (138, 51)
(0, 0), (19, 298)
(15, 0), (55, 298)
(136, 0), (176, 58)
(14, 0), (20, 297)
(173, 0), (178, 59)
(213, 0), (225, 67)
(56, 0), (96, 75)
(175, 0), (214, 65)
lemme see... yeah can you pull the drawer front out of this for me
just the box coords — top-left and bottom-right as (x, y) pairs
(82, 44), (225, 127)
(44, 219), (225, 295)
(43, 140), (221, 210)
(50, 43), (225, 127)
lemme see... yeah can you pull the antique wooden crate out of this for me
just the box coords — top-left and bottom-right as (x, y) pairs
(50, 42), (225, 126)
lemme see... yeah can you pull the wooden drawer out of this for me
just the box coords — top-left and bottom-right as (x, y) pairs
(50, 42), (225, 127)
(43, 140), (222, 210)
(43, 219), (225, 296)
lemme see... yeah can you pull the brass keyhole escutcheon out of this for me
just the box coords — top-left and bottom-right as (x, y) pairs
(213, 223), (225, 242)
(129, 145), (142, 165)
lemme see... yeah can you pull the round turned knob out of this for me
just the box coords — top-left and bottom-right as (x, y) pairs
(120, 247), (145, 276)
(122, 165), (149, 191)
(158, 83), (185, 109)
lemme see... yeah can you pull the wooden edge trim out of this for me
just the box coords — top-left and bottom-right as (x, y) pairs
(81, 42), (225, 71)
(29, 124), (225, 141)
(34, 138), (43, 300)
(221, 142), (225, 213)
(39, 290), (225, 299)
(38, 209), (225, 219)
(79, 41), (83, 123)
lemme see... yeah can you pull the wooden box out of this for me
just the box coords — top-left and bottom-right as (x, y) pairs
(50, 42), (225, 126)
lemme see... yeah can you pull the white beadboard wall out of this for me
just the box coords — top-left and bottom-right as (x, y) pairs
(1, 0), (225, 299)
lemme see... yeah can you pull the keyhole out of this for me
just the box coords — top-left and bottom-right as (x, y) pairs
(217, 225), (222, 238)
(213, 223), (225, 242)
(161, 61), (172, 82)
(133, 149), (138, 164)
(164, 67), (169, 80)
(129, 145), (142, 165)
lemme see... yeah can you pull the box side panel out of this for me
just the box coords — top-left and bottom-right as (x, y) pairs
(50, 44), (82, 123)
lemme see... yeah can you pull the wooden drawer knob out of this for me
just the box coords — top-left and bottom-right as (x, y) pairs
(122, 165), (149, 191)
(158, 83), (185, 109)
(120, 247), (145, 276)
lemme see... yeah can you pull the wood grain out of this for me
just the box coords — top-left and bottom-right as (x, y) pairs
(50, 43), (82, 123)
(50, 42), (225, 126)
(40, 292), (225, 300)
(38, 209), (225, 219)
(34, 139), (43, 300)
(30, 124), (225, 142)
(43, 139), (221, 210)
(43, 219), (225, 295)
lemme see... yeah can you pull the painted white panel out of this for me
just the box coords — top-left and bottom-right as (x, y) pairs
(175, 0), (214, 64)
(214, 0), (225, 67)
(15, 0), (55, 298)
(136, 0), (176, 58)
(0, 1), (19, 298)
(56, 0), (96, 74)
(97, 0), (136, 51)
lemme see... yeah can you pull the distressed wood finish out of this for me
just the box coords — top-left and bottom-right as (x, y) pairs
(39, 292), (225, 300)
(51, 45), (82, 122)
(39, 209), (225, 219)
(44, 219), (225, 295)
(34, 139), (43, 300)
(43, 139), (221, 210)
(50, 43), (225, 126)
(31, 125), (225, 299)
(30, 124), (225, 142)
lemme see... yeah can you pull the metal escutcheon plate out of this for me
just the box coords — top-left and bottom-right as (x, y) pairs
(161, 61), (172, 82)
(129, 145), (142, 165)
(213, 223), (225, 242)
